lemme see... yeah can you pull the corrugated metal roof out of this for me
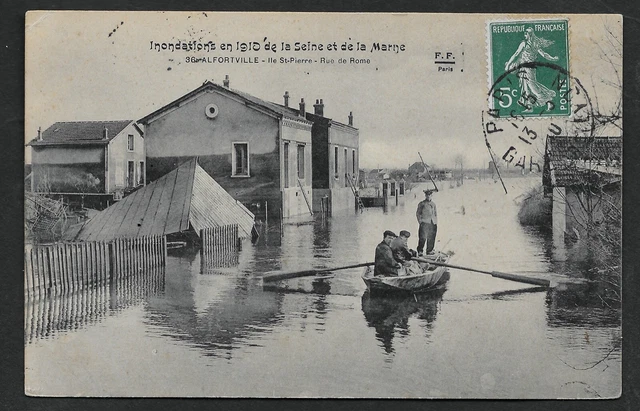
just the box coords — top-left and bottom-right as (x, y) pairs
(75, 158), (254, 241)
(545, 136), (622, 187)
(29, 120), (136, 146)
(189, 165), (255, 239)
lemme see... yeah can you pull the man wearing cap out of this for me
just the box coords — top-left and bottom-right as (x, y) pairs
(390, 230), (417, 263)
(374, 230), (403, 277)
(416, 189), (438, 256)
(390, 230), (422, 276)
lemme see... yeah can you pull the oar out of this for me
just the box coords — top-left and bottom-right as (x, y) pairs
(262, 262), (375, 283)
(412, 257), (550, 287)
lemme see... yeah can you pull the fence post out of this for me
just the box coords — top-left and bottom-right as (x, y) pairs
(25, 247), (32, 299)
(162, 236), (167, 265)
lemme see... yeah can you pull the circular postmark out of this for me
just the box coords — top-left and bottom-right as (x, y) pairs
(482, 62), (597, 191)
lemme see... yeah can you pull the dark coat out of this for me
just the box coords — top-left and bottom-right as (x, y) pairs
(374, 241), (400, 276)
(390, 237), (413, 263)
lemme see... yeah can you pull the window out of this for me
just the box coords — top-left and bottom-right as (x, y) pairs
(352, 150), (356, 175)
(138, 161), (145, 186)
(334, 146), (339, 178)
(344, 148), (348, 187)
(297, 145), (305, 180)
(283, 142), (289, 188)
(127, 161), (135, 187)
(127, 134), (134, 151)
(232, 142), (249, 177)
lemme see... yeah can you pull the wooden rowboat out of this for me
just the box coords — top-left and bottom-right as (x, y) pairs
(362, 251), (451, 294)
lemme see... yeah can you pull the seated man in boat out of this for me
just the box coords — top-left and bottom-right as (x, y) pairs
(390, 230), (422, 276)
(374, 230), (404, 277)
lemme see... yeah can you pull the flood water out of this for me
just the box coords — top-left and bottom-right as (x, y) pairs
(24, 177), (621, 398)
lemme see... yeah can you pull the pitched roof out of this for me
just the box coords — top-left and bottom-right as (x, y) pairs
(74, 158), (255, 241)
(304, 111), (358, 131)
(29, 120), (139, 146)
(544, 136), (622, 187)
(138, 80), (312, 125)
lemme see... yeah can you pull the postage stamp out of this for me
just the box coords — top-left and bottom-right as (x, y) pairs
(488, 19), (570, 118)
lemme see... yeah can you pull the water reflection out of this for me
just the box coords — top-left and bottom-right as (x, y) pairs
(361, 289), (445, 355)
(545, 283), (620, 328)
(144, 251), (285, 359)
(25, 267), (165, 344)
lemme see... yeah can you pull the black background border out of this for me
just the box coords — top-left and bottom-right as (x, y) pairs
(2, 1), (639, 410)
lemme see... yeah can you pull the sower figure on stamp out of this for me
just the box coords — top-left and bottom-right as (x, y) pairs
(416, 189), (437, 256)
(504, 27), (559, 112)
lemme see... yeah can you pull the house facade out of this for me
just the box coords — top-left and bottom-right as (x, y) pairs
(543, 136), (622, 244)
(28, 120), (145, 208)
(306, 101), (360, 213)
(138, 79), (313, 220)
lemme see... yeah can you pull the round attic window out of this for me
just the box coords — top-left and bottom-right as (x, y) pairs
(205, 103), (219, 119)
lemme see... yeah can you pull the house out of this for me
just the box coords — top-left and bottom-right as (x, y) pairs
(74, 158), (255, 241)
(543, 136), (622, 243)
(138, 78), (313, 220)
(27, 120), (145, 209)
(305, 99), (360, 213)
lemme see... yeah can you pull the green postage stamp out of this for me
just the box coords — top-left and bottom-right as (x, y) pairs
(488, 19), (570, 118)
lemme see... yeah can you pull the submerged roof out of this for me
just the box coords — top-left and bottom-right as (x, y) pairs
(29, 120), (140, 146)
(75, 158), (255, 241)
(545, 136), (622, 187)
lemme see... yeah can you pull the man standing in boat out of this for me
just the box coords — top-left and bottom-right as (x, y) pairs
(416, 189), (438, 256)
(374, 230), (403, 277)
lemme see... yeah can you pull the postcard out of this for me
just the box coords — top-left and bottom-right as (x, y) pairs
(24, 11), (622, 398)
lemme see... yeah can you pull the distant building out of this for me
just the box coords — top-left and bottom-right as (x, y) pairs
(27, 120), (145, 209)
(138, 78), (313, 220)
(305, 99), (360, 213)
(543, 136), (622, 243)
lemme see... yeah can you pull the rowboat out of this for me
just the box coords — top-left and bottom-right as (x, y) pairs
(362, 251), (451, 294)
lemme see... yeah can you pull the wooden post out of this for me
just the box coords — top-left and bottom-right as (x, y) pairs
(109, 241), (115, 282)
(54, 245), (60, 295)
(82, 242), (88, 288)
(25, 248), (32, 299)
(162, 236), (167, 265)
(54, 245), (61, 294)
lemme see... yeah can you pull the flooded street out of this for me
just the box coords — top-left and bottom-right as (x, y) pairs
(25, 177), (621, 398)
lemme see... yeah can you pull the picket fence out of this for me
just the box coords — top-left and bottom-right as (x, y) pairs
(24, 235), (167, 298)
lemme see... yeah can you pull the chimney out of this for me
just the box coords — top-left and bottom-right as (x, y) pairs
(283, 91), (290, 107)
(299, 98), (305, 117)
(223, 75), (230, 88)
(314, 99), (324, 116)
(37, 127), (42, 141)
(103, 126), (109, 140)
(348, 111), (354, 126)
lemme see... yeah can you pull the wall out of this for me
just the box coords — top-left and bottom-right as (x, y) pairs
(564, 183), (620, 238)
(310, 119), (330, 189)
(145, 90), (279, 162)
(107, 123), (145, 193)
(31, 146), (105, 193)
(330, 187), (355, 214)
(144, 89), (316, 218)
(328, 124), (359, 191)
(281, 121), (313, 217)
(552, 186), (566, 245)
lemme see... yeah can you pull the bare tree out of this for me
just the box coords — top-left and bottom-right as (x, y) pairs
(454, 154), (466, 185)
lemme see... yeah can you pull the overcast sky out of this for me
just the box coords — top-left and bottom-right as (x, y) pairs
(25, 12), (621, 168)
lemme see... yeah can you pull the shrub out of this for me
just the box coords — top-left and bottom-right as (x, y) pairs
(517, 185), (551, 227)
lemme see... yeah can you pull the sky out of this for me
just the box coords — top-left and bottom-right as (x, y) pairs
(25, 12), (622, 169)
